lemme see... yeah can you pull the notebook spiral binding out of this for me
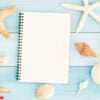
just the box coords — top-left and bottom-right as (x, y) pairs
(17, 13), (24, 80)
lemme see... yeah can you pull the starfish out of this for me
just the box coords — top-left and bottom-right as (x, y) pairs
(0, 6), (16, 39)
(61, 0), (100, 33)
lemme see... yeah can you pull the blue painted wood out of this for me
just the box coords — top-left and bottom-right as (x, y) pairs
(0, 67), (100, 100)
(0, 34), (18, 67)
(0, 0), (99, 100)
(70, 34), (100, 66)
(0, 0), (100, 32)
(0, 34), (99, 67)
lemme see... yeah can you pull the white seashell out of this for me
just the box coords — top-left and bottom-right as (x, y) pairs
(91, 63), (100, 84)
(79, 80), (88, 89)
(0, 56), (9, 64)
(0, 87), (10, 93)
(76, 80), (88, 96)
(36, 84), (55, 99)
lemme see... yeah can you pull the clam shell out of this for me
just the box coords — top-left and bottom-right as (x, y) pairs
(36, 84), (55, 99)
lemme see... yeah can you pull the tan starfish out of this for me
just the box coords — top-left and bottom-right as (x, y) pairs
(0, 5), (16, 39)
(0, 86), (10, 93)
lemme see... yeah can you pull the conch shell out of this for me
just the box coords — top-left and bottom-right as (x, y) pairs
(75, 43), (99, 57)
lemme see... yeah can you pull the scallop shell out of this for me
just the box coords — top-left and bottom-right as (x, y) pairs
(36, 84), (55, 99)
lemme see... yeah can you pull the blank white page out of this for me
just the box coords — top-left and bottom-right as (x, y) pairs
(19, 12), (70, 84)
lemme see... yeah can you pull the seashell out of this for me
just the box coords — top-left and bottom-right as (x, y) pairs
(0, 56), (9, 64)
(0, 87), (10, 93)
(75, 43), (98, 57)
(76, 80), (88, 96)
(36, 84), (55, 99)
(91, 63), (100, 84)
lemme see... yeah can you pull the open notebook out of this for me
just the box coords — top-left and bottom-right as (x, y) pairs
(17, 12), (70, 84)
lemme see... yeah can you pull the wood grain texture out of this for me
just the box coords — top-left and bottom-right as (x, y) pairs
(0, 0), (100, 33)
(0, 0), (99, 100)
(0, 67), (100, 100)
(0, 34), (99, 67)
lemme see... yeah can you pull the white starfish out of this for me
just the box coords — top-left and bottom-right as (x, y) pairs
(61, 0), (100, 33)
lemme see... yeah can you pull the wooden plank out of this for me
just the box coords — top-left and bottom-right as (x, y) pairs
(0, 34), (17, 67)
(0, 34), (99, 67)
(0, 0), (99, 32)
(0, 0), (99, 99)
(0, 67), (100, 99)
(70, 33), (100, 66)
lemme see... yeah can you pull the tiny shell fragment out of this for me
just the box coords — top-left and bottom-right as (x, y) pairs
(76, 80), (88, 96)
(0, 87), (10, 93)
(0, 56), (9, 64)
(36, 84), (55, 99)
(75, 43), (97, 57)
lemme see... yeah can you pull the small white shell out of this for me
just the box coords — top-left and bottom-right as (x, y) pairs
(79, 80), (88, 89)
(0, 56), (9, 64)
(36, 84), (55, 99)
(91, 63), (100, 84)
(76, 80), (88, 96)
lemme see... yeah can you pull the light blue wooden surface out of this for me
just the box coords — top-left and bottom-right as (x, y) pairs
(0, 0), (100, 100)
